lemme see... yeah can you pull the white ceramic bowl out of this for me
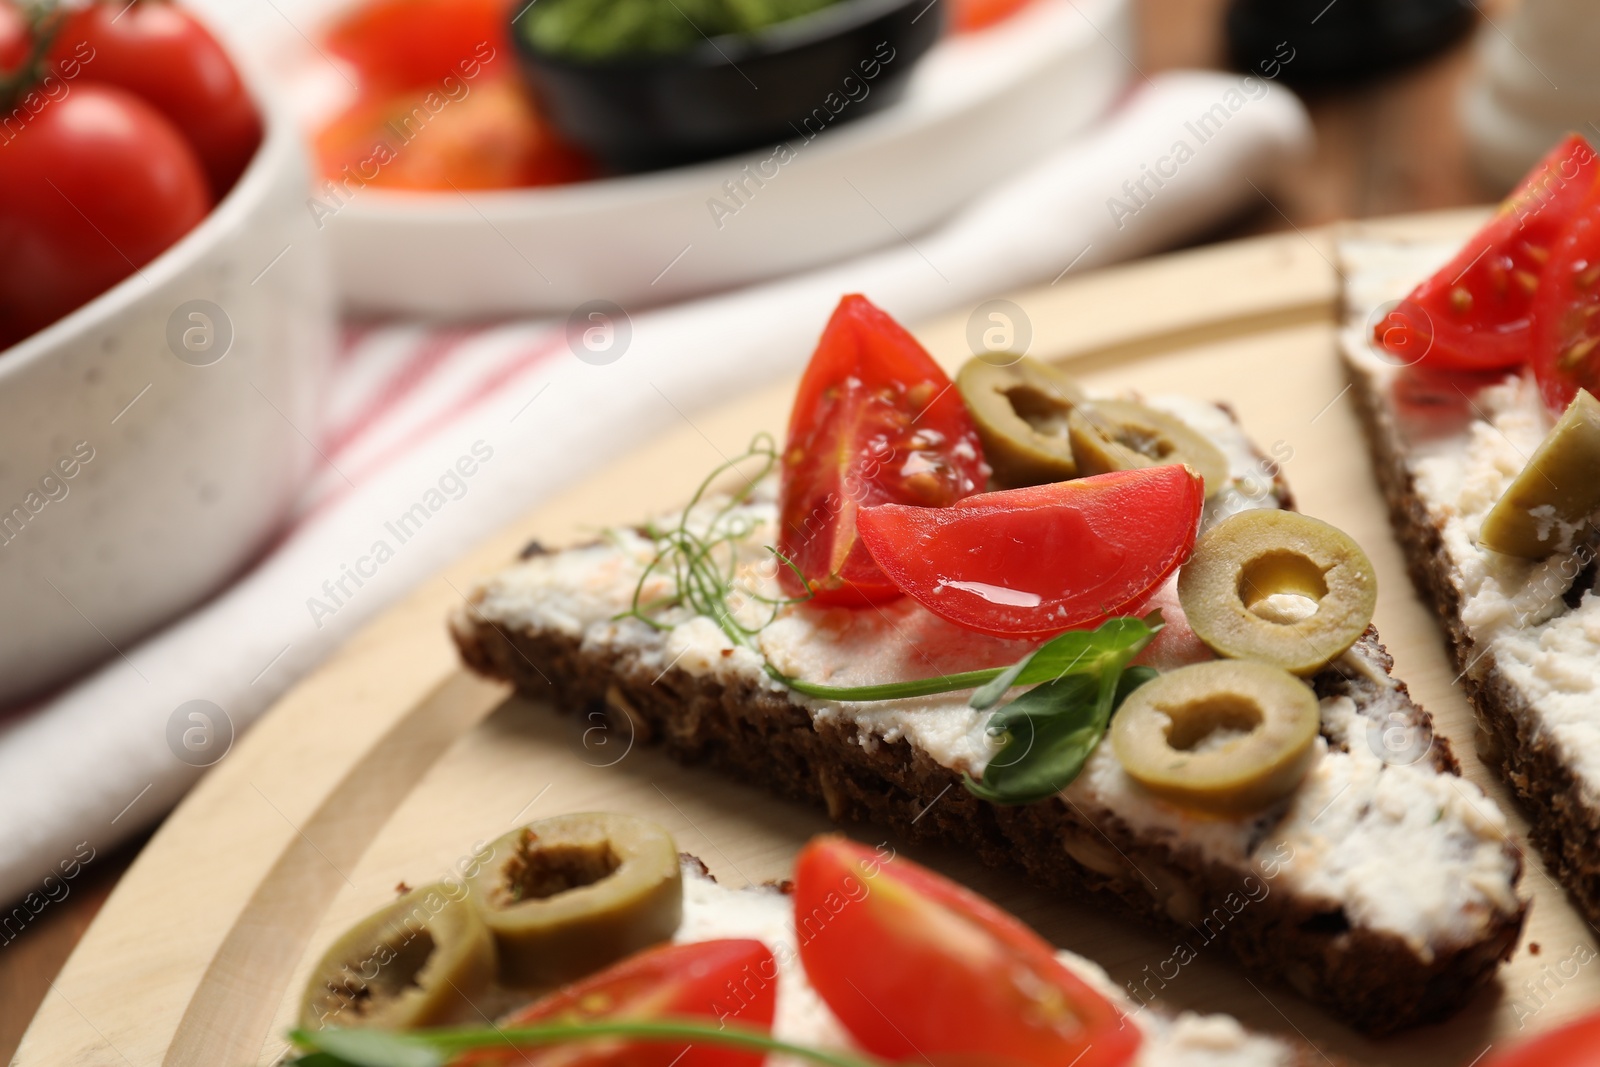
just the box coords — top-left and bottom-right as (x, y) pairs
(0, 88), (334, 707)
(247, 0), (1131, 317)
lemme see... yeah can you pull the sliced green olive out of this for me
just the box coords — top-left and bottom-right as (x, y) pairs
(1068, 399), (1230, 497)
(1177, 509), (1377, 676)
(1110, 660), (1320, 814)
(299, 883), (495, 1031)
(1480, 388), (1600, 558)
(956, 356), (1089, 487)
(467, 812), (682, 987)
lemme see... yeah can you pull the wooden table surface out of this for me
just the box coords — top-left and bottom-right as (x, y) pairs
(0, 1), (1514, 1059)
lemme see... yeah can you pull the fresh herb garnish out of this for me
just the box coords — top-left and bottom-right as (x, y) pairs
(620, 445), (1164, 805)
(287, 1019), (885, 1067)
(618, 433), (809, 648)
(967, 664), (1159, 805)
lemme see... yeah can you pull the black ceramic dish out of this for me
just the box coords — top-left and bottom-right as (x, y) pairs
(511, 0), (944, 173)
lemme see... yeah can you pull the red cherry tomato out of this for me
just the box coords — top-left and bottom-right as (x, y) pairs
(315, 77), (593, 191)
(48, 1), (262, 199)
(1480, 1009), (1600, 1067)
(777, 294), (989, 606)
(455, 939), (777, 1067)
(794, 837), (1140, 1067)
(855, 466), (1203, 639)
(1375, 133), (1597, 373)
(326, 0), (512, 90)
(0, 1), (29, 71)
(0, 83), (209, 349)
(1531, 171), (1600, 412)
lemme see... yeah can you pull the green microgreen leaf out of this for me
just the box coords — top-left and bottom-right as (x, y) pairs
(288, 1020), (886, 1067)
(969, 613), (1162, 710)
(963, 624), (1161, 805)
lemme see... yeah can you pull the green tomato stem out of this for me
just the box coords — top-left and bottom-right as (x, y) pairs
(768, 663), (1005, 701)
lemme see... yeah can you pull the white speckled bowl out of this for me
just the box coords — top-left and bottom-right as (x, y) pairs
(0, 89), (334, 707)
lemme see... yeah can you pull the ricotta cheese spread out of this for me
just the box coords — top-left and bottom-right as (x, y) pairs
(468, 395), (1520, 955)
(674, 859), (1299, 1067)
(1341, 236), (1600, 808)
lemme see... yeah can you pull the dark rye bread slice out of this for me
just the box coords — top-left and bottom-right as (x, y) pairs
(451, 399), (1526, 1034)
(1340, 234), (1600, 928)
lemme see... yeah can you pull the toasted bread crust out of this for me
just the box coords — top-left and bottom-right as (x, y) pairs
(453, 610), (1522, 1035)
(1345, 353), (1600, 926)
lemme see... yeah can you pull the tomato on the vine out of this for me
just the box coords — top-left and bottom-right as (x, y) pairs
(1531, 172), (1600, 412)
(1374, 133), (1597, 373)
(777, 294), (989, 606)
(855, 466), (1203, 639)
(0, 83), (209, 348)
(793, 836), (1140, 1067)
(454, 939), (777, 1067)
(48, 0), (262, 198)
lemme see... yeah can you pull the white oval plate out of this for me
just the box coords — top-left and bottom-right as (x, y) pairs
(193, 0), (1132, 318)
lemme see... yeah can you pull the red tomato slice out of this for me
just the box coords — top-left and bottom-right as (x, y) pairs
(1481, 1009), (1600, 1067)
(1531, 169), (1600, 412)
(315, 78), (594, 191)
(326, 0), (511, 90)
(794, 837), (1140, 1067)
(855, 466), (1203, 639)
(953, 0), (1037, 32)
(777, 294), (988, 605)
(1374, 133), (1597, 372)
(454, 939), (777, 1067)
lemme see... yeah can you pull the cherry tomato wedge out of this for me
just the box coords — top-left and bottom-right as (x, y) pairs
(855, 466), (1203, 639)
(794, 837), (1139, 1067)
(1480, 1008), (1600, 1067)
(315, 78), (593, 191)
(326, 0), (512, 90)
(1375, 133), (1597, 372)
(953, 0), (1036, 32)
(1531, 170), (1600, 411)
(778, 294), (988, 605)
(454, 939), (776, 1067)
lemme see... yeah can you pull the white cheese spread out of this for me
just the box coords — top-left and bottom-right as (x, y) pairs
(467, 396), (1519, 956)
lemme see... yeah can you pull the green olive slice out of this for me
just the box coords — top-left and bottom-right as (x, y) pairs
(1177, 509), (1377, 675)
(467, 812), (682, 987)
(1480, 388), (1600, 558)
(1068, 399), (1230, 497)
(1110, 660), (1321, 814)
(956, 356), (1088, 487)
(299, 883), (495, 1032)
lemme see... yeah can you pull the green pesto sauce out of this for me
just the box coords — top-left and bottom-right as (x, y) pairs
(519, 0), (844, 59)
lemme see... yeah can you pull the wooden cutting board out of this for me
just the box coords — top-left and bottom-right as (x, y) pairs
(19, 210), (1599, 1067)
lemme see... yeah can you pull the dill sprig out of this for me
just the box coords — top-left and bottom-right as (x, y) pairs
(617, 433), (810, 649)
